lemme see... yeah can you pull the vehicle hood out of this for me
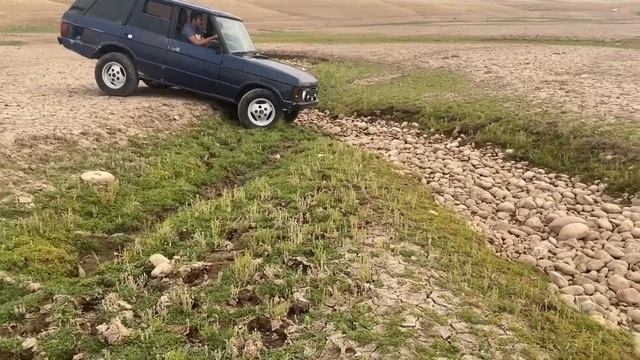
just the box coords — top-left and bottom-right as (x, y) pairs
(240, 55), (318, 87)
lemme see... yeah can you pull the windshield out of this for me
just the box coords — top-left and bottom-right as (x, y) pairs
(214, 17), (256, 54)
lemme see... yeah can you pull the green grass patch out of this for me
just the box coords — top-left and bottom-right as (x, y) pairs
(254, 31), (640, 49)
(0, 118), (315, 279)
(0, 40), (24, 46)
(0, 127), (634, 358)
(0, 25), (58, 33)
(305, 59), (640, 195)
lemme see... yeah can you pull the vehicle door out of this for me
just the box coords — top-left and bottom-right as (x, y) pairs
(78, 0), (135, 46)
(164, 10), (223, 95)
(120, 0), (174, 82)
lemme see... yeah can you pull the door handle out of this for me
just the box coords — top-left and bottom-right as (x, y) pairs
(126, 34), (133, 39)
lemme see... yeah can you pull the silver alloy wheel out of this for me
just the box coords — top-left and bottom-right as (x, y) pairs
(247, 98), (276, 126)
(102, 62), (127, 90)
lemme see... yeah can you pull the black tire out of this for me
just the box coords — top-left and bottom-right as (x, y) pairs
(237, 89), (283, 129)
(283, 110), (300, 123)
(142, 79), (171, 89)
(95, 52), (138, 96)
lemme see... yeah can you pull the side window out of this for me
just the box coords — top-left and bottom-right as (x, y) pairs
(85, 0), (134, 23)
(175, 9), (217, 44)
(145, 1), (173, 19)
(127, 0), (173, 35)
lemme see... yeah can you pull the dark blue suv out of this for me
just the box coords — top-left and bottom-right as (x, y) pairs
(58, 0), (319, 128)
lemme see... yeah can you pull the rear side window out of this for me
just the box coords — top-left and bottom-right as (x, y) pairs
(85, 0), (135, 23)
(127, 0), (173, 35)
(68, 0), (96, 14)
(145, 1), (173, 19)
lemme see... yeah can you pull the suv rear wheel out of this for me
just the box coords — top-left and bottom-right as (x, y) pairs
(95, 52), (138, 96)
(237, 89), (283, 128)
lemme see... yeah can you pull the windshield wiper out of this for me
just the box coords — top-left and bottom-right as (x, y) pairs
(232, 50), (258, 56)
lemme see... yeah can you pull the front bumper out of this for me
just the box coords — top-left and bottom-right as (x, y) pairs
(291, 100), (318, 111)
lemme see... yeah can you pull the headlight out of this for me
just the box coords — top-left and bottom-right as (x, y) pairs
(293, 87), (318, 102)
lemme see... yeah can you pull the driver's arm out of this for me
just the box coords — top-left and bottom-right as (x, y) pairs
(190, 34), (218, 46)
(189, 34), (213, 46)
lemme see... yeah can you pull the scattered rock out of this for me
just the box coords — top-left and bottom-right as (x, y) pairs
(628, 309), (640, 324)
(549, 216), (586, 234)
(557, 223), (589, 240)
(602, 203), (623, 214)
(586, 260), (605, 272)
(549, 272), (569, 288)
(21, 338), (37, 350)
(151, 263), (173, 278)
(560, 285), (584, 296)
(0, 271), (16, 284)
(617, 288), (640, 305)
(25, 282), (41, 292)
(497, 202), (516, 213)
(608, 274), (630, 291)
(577, 194), (594, 205)
(149, 254), (170, 267)
(400, 315), (419, 328)
(96, 318), (132, 345)
(80, 171), (115, 185)
(517, 254), (537, 267)
(555, 262), (579, 275)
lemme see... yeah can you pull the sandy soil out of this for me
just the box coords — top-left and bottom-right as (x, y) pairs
(2, 0), (639, 39)
(262, 42), (640, 124)
(0, 34), (214, 192)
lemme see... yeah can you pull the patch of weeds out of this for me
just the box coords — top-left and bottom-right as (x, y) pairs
(230, 253), (258, 285)
(0, 119), (316, 278)
(256, 31), (640, 50)
(308, 60), (640, 195)
(376, 311), (415, 354)
(416, 339), (462, 358)
(40, 327), (78, 359)
(0, 282), (30, 304)
(0, 40), (23, 46)
(0, 25), (58, 33)
(330, 305), (378, 345)
(457, 308), (486, 325)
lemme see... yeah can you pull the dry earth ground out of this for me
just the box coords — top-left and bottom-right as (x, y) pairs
(1, 34), (639, 196)
(1, 1), (640, 356)
(1, 0), (639, 38)
(261, 42), (640, 124)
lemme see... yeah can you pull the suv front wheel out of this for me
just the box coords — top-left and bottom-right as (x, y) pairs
(238, 89), (283, 128)
(95, 52), (139, 96)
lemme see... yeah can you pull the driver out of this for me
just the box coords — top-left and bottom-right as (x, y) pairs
(181, 11), (218, 47)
